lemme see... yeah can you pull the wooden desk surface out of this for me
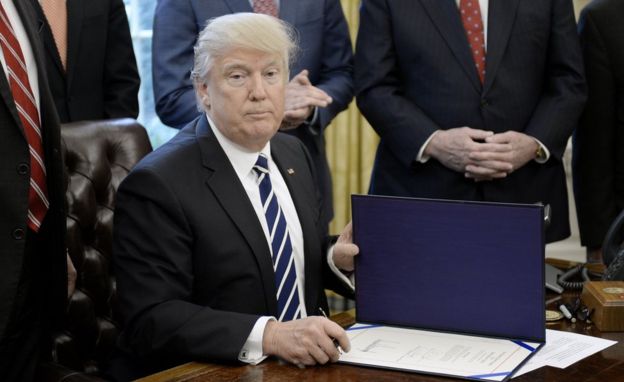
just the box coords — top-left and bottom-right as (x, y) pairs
(137, 296), (624, 382)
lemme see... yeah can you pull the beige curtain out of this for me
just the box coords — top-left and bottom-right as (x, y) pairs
(325, 0), (378, 235)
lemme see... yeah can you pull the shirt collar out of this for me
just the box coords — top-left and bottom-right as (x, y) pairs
(206, 114), (272, 179)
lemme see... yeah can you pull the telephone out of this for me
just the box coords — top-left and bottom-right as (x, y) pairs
(548, 209), (624, 292)
(601, 209), (624, 281)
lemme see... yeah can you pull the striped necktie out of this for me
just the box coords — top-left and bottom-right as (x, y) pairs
(0, 3), (49, 232)
(253, 154), (301, 321)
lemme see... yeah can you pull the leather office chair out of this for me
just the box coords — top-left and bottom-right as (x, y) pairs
(37, 119), (153, 381)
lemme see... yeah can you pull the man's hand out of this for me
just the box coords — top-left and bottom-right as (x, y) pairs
(67, 252), (77, 298)
(424, 127), (507, 174)
(281, 70), (332, 130)
(263, 316), (350, 366)
(466, 131), (539, 180)
(332, 222), (359, 272)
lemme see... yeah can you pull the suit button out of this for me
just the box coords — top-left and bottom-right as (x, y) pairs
(17, 162), (29, 175)
(480, 99), (489, 107)
(12, 228), (25, 240)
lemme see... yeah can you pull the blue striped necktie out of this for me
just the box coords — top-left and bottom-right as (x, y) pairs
(253, 154), (301, 321)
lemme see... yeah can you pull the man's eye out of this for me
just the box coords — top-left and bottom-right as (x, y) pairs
(265, 70), (280, 82)
(227, 73), (246, 85)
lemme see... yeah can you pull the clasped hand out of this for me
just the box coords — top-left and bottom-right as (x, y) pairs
(425, 127), (539, 181)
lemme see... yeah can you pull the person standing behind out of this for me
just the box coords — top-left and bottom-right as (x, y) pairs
(355, 0), (586, 243)
(152, 0), (354, 230)
(573, 0), (624, 263)
(31, 0), (139, 122)
(0, 0), (69, 380)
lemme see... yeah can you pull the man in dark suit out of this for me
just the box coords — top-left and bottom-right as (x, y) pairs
(111, 13), (357, 380)
(573, 0), (624, 263)
(355, 0), (586, 243)
(0, 0), (68, 380)
(31, 0), (139, 122)
(152, 0), (354, 230)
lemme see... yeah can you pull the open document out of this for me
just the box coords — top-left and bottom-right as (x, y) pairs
(348, 195), (547, 381)
(340, 324), (542, 382)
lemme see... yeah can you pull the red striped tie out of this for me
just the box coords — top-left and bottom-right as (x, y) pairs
(253, 0), (278, 17)
(0, 4), (49, 232)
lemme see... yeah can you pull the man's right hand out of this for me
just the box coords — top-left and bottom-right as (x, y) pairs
(262, 316), (350, 366)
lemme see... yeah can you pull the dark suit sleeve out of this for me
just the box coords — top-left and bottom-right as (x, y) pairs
(114, 166), (259, 362)
(152, 0), (201, 128)
(355, 0), (441, 168)
(311, 0), (353, 131)
(573, 8), (617, 248)
(102, 0), (140, 119)
(523, 0), (586, 159)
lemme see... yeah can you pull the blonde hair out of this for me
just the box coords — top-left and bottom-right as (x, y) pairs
(191, 13), (298, 111)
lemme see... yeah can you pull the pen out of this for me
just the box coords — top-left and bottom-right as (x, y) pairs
(318, 307), (343, 354)
(558, 303), (576, 323)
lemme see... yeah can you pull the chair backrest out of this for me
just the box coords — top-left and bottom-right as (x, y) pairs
(51, 119), (152, 376)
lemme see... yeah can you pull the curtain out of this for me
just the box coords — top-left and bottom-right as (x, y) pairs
(325, 0), (379, 235)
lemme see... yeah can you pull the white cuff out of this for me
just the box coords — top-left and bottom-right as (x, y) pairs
(327, 245), (355, 290)
(238, 316), (275, 365)
(533, 138), (550, 163)
(416, 131), (440, 163)
(304, 106), (320, 135)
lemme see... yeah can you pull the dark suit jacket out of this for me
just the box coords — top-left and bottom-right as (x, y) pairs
(151, 0), (355, 227)
(112, 115), (348, 379)
(573, 0), (624, 248)
(355, 0), (586, 243)
(32, 0), (139, 123)
(0, 0), (66, 342)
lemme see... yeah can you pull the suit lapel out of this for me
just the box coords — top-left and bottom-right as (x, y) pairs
(197, 117), (278, 315)
(271, 137), (320, 314)
(278, 0), (297, 25)
(223, 0), (253, 13)
(65, 0), (83, 91)
(0, 55), (20, 134)
(30, 0), (64, 78)
(419, 0), (481, 93)
(483, 0), (520, 94)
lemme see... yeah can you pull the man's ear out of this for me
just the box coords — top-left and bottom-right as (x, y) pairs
(198, 83), (211, 109)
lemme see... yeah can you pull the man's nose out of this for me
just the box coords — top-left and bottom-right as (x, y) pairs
(248, 73), (268, 100)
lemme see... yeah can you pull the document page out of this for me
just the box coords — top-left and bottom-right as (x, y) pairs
(512, 329), (617, 378)
(339, 323), (541, 381)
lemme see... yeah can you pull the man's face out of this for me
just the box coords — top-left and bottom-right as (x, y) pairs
(200, 48), (286, 151)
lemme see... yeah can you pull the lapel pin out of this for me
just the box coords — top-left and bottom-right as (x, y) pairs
(287, 168), (295, 175)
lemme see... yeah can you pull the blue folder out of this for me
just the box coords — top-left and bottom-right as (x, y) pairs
(346, 195), (546, 381)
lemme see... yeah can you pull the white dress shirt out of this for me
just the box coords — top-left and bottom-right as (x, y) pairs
(208, 115), (308, 364)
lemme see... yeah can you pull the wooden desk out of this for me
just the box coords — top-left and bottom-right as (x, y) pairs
(137, 295), (624, 382)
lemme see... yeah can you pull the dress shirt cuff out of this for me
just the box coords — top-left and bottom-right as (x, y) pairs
(327, 245), (355, 290)
(416, 131), (440, 163)
(304, 106), (320, 135)
(238, 316), (275, 365)
(533, 138), (550, 164)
